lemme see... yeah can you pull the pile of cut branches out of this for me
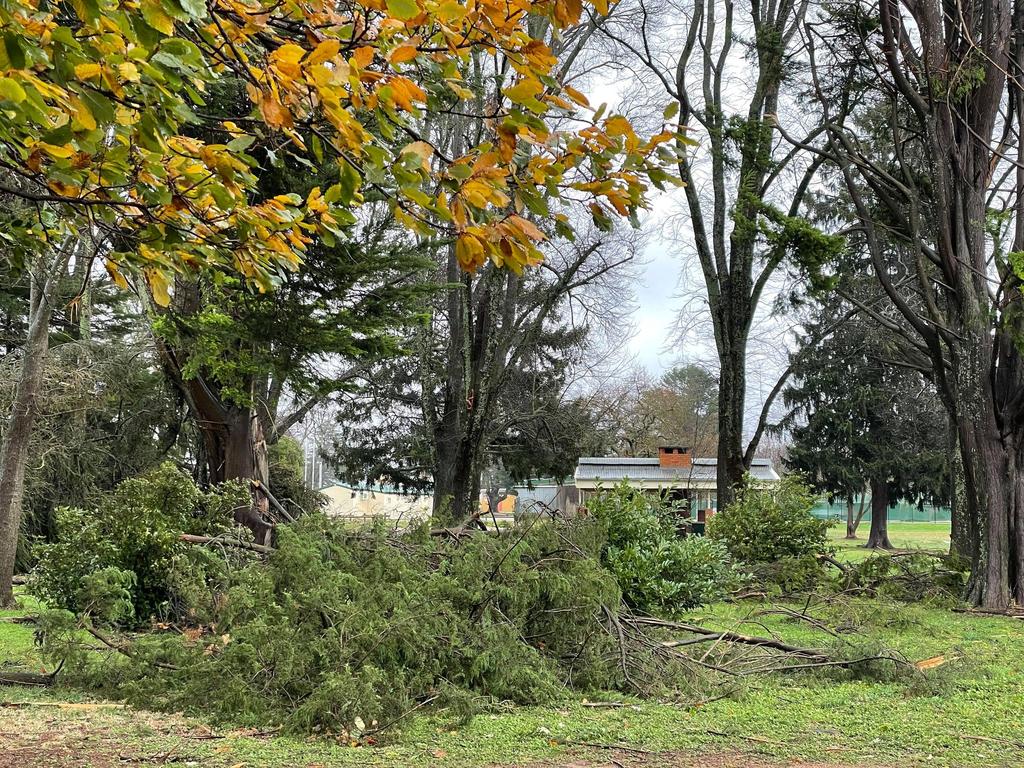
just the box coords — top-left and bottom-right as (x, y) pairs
(28, 511), (916, 737)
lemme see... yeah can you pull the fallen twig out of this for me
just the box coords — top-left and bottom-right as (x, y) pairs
(559, 739), (651, 755)
(1, 700), (126, 709)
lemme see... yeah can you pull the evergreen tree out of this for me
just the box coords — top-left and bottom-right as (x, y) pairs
(782, 309), (949, 548)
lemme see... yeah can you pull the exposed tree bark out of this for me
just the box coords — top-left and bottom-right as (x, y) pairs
(865, 477), (892, 549)
(146, 290), (274, 544)
(0, 244), (73, 606)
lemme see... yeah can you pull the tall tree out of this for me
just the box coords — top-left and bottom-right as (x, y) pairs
(333, 228), (639, 525)
(599, 0), (842, 509)
(808, 0), (1024, 607)
(0, 239), (78, 606)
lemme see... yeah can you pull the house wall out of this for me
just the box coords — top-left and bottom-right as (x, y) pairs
(321, 485), (432, 521)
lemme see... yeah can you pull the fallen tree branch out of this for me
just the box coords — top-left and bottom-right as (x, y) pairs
(624, 616), (828, 659)
(254, 481), (297, 524)
(179, 534), (275, 555)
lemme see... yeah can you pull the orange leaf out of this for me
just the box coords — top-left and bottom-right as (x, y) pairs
(352, 46), (375, 69)
(389, 44), (419, 64)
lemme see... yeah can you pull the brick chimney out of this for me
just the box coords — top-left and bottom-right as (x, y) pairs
(658, 446), (692, 469)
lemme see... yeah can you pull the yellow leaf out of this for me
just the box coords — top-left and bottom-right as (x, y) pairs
(605, 115), (634, 137)
(146, 269), (172, 307)
(272, 43), (305, 78)
(105, 261), (129, 290)
(508, 215), (544, 241)
(553, 0), (583, 27)
(118, 61), (140, 82)
(259, 92), (293, 129)
(455, 233), (486, 272)
(387, 77), (425, 111)
(401, 140), (433, 168)
(504, 77), (543, 105)
(38, 142), (75, 159)
(307, 40), (340, 66)
(437, 1), (467, 22)
(141, 0), (175, 35)
(563, 85), (590, 107)
(74, 63), (103, 80)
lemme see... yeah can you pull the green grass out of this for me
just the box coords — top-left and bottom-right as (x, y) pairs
(830, 521), (951, 562)
(4, 584), (1024, 767)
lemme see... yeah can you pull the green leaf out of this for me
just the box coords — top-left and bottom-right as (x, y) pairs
(0, 77), (26, 103)
(386, 0), (419, 20)
(3, 34), (26, 70)
(337, 161), (361, 205)
(663, 101), (680, 120)
(227, 135), (255, 152)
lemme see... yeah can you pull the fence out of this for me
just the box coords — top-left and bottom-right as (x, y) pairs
(810, 497), (951, 523)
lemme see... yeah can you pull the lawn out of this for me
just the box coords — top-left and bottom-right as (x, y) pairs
(830, 521), (951, 562)
(3, 585), (1023, 768)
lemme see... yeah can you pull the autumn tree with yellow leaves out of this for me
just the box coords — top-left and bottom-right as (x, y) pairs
(0, 0), (682, 601)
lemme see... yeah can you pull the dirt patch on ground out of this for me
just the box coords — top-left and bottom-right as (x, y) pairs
(0, 702), (892, 768)
(0, 701), (209, 767)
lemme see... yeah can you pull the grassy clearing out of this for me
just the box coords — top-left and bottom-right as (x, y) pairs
(829, 521), (951, 562)
(4, 585), (1024, 767)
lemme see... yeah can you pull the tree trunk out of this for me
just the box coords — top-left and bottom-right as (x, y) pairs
(845, 495), (862, 539)
(0, 248), (70, 606)
(958, 402), (1014, 609)
(716, 340), (747, 511)
(948, 418), (972, 560)
(865, 477), (892, 549)
(200, 403), (273, 544)
(153, 349), (272, 541)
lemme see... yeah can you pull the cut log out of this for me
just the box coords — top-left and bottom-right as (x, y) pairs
(0, 669), (56, 687)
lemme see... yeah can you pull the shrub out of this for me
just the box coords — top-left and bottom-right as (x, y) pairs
(706, 475), (831, 591)
(29, 462), (248, 624)
(589, 483), (740, 615)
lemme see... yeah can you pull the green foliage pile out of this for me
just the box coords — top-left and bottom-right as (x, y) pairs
(36, 510), (697, 735)
(29, 462), (248, 623)
(843, 552), (968, 604)
(589, 483), (739, 615)
(707, 475), (832, 592)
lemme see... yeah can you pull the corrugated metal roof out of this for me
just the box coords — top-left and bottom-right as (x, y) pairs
(574, 456), (780, 487)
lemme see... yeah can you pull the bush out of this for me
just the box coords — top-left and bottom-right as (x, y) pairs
(29, 462), (248, 624)
(706, 475), (831, 591)
(589, 483), (740, 615)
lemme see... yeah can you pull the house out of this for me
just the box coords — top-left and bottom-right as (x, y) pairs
(574, 446), (780, 520)
(319, 481), (432, 521)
